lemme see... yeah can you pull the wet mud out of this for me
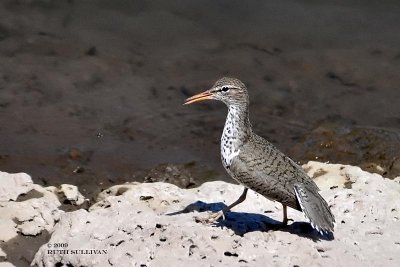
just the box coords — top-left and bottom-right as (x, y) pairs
(0, 0), (399, 201)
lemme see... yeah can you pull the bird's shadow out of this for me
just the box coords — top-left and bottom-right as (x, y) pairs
(167, 201), (334, 241)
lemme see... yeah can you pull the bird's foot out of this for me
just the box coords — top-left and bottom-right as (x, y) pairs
(282, 218), (294, 226)
(194, 210), (225, 224)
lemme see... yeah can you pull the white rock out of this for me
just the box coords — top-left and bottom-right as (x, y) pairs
(0, 172), (65, 267)
(0, 171), (33, 201)
(0, 173), (91, 266)
(59, 184), (86, 205)
(303, 161), (360, 189)
(0, 183), (63, 238)
(0, 262), (17, 267)
(1, 200), (61, 239)
(0, 247), (6, 258)
(32, 162), (400, 267)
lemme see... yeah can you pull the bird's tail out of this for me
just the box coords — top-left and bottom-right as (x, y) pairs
(294, 183), (335, 235)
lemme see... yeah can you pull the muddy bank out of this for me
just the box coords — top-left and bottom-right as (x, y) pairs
(290, 124), (400, 178)
(0, 0), (400, 199)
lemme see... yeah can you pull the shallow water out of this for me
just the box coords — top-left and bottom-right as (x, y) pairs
(0, 0), (400, 199)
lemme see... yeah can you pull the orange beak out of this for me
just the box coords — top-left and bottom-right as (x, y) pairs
(184, 89), (214, 105)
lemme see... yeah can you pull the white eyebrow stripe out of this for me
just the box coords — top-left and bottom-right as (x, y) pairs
(219, 85), (240, 90)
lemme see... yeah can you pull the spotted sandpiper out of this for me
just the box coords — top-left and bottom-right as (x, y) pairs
(184, 77), (335, 235)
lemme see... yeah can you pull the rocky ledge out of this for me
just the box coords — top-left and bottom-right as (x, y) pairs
(1, 162), (400, 267)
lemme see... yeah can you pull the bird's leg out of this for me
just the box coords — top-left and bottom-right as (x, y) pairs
(196, 188), (248, 224)
(220, 187), (248, 216)
(281, 204), (294, 225)
(282, 204), (288, 225)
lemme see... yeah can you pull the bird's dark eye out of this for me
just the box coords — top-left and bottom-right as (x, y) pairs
(221, 87), (229, 92)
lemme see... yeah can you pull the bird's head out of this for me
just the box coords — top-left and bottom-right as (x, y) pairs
(184, 77), (249, 107)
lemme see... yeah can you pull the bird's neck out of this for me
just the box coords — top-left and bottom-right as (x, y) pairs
(220, 104), (252, 167)
(222, 104), (252, 145)
(221, 105), (252, 150)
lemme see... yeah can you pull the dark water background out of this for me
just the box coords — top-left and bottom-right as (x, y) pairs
(0, 0), (400, 198)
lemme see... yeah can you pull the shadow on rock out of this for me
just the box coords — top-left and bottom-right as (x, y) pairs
(1, 230), (51, 267)
(167, 201), (333, 241)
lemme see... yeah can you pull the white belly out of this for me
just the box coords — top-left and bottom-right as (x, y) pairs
(221, 146), (240, 168)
